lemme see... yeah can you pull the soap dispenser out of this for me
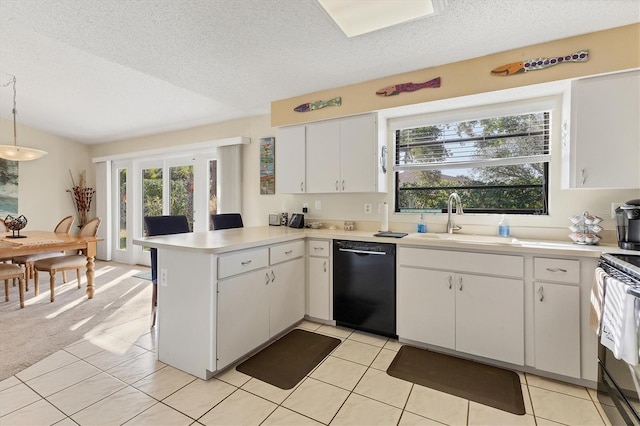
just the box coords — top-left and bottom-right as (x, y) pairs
(498, 214), (510, 237)
(417, 214), (427, 233)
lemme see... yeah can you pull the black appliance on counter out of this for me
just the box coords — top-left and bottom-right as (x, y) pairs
(333, 240), (396, 338)
(617, 199), (640, 251)
(597, 253), (640, 425)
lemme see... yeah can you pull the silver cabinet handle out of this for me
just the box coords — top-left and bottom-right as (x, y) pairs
(546, 267), (567, 273)
(313, 247), (324, 251)
(323, 260), (327, 273)
(581, 169), (586, 185)
(458, 276), (463, 291)
(538, 285), (544, 302)
(300, 182), (304, 192)
(241, 260), (252, 266)
(342, 180), (345, 191)
(265, 272), (270, 285)
(271, 271), (276, 282)
(285, 250), (293, 255)
(447, 275), (453, 290)
(335, 180), (339, 191)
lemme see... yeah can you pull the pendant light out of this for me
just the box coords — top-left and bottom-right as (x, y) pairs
(0, 76), (47, 161)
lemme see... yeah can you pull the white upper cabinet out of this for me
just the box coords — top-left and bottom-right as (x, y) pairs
(275, 125), (306, 193)
(306, 120), (342, 193)
(567, 70), (640, 188)
(276, 113), (386, 193)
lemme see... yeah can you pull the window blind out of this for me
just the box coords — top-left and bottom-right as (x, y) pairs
(394, 112), (550, 172)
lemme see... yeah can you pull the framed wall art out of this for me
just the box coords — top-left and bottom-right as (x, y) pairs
(260, 137), (275, 195)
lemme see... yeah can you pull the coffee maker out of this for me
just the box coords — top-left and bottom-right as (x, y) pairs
(616, 199), (640, 250)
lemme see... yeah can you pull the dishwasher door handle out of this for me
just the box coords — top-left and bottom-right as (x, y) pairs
(338, 248), (387, 255)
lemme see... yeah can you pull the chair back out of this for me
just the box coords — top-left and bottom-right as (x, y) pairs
(144, 215), (190, 237)
(211, 213), (244, 230)
(79, 217), (102, 237)
(54, 216), (75, 234)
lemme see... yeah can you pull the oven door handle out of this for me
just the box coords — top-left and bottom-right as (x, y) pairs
(627, 287), (640, 298)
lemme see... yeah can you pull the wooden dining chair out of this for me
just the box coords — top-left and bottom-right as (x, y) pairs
(144, 215), (191, 327)
(33, 217), (101, 302)
(12, 215), (75, 292)
(211, 213), (244, 230)
(0, 263), (25, 308)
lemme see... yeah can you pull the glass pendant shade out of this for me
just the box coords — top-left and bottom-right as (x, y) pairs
(0, 144), (47, 161)
(0, 76), (47, 162)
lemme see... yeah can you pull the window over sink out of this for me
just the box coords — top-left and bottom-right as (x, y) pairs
(393, 101), (551, 215)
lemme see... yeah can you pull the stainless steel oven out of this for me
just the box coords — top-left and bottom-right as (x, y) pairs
(597, 253), (640, 426)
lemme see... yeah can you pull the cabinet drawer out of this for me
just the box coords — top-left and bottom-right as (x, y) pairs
(398, 247), (523, 278)
(218, 248), (268, 279)
(270, 240), (305, 265)
(534, 258), (580, 283)
(307, 240), (330, 257)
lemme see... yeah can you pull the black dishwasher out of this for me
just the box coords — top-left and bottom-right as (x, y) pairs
(333, 240), (396, 338)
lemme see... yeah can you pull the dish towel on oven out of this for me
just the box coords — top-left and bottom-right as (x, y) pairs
(590, 267), (608, 334)
(601, 274), (640, 365)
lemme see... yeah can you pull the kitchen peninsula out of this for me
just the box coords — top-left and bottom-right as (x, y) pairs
(135, 226), (617, 387)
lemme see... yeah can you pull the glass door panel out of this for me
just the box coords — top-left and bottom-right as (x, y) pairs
(169, 165), (194, 231)
(142, 167), (163, 236)
(118, 168), (127, 250)
(209, 160), (217, 230)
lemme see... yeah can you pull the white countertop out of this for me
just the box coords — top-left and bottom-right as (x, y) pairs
(133, 225), (637, 258)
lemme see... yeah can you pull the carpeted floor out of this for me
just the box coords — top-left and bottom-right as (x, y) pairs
(0, 261), (152, 381)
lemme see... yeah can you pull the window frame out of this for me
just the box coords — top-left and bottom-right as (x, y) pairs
(391, 98), (555, 215)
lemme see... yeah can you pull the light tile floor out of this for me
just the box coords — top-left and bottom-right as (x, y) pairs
(1, 318), (614, 425)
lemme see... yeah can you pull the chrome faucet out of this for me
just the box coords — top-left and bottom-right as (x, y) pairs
(446, 192), (464, 234)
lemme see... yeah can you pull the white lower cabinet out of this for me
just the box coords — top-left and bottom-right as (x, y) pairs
(217, 268), (270, 368)
(533, 258), (581, 378)
(397, 247), (524, 366)
(216, 241), (305, 369)
(307, 240), (331, 320)
(269, 256), (305, 336)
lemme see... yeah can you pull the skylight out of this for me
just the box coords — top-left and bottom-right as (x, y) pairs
(317, 0), (439, 38)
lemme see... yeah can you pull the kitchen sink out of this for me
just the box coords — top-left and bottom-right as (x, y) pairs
(407, 233), (521, 245)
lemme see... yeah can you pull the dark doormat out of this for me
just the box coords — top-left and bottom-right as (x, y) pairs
(387, 345), (525, 415)
(236, 329), (341, 390)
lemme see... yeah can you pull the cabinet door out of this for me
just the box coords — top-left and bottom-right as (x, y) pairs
(275, 126), (306, 193)
(455, 274), (524, 365)
(340, 114), (377, 192)
(534, 282), (580, 378)
(307, 256), (330, 320)
(217, 269), (270, 369)
(269, 257), (305, 336)
(397, 267), (455, 349)
(306, 120), (341, 193)
(571, 70), (640, 188)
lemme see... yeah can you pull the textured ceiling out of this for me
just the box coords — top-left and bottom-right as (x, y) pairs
(0, 0), (639, 144)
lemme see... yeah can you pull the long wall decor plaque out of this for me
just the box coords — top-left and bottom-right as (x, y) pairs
(260, 137), (275, 195)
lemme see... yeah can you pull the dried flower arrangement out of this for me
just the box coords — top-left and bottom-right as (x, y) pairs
(67, 170), (95, 228)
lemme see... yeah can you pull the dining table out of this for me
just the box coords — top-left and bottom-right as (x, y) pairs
(0, 231), (102, 300)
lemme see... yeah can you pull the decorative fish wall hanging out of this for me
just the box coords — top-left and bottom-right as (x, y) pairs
(491, 49), (589, 76)
(294, 97), (341, 112)
(376, 77), (441, 96)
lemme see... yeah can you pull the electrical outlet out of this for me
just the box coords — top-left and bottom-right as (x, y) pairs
(315, 200), (321, 210)
(611, 202), (623, 219)
(364, 203), (372, 214)
(302, 203), (309, 213)
(160, 268), (168, 287)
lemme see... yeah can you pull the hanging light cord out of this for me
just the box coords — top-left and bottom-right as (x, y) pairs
(1, 75), (18, 147)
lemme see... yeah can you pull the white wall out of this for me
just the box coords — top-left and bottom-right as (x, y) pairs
(0, 118), (92, 232)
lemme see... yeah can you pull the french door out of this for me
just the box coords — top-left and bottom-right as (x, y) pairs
(111, 154), (217, 265)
